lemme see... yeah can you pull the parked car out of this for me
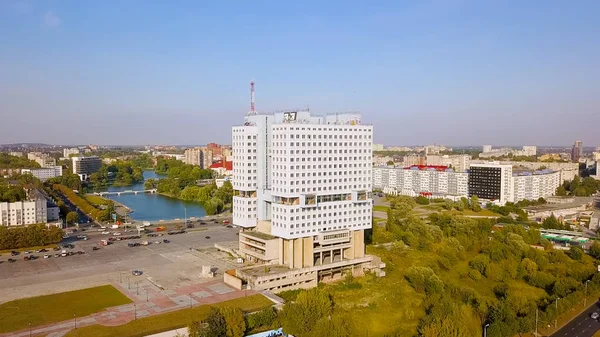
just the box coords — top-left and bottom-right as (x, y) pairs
(24, 251), (31, 254)
(11, 251), (19, 256)
(163, 239), (170, 243)
(8, 258), (16, 263)
(592, 312), (599, 320)
(205, 236), (211, 239)
(43, 254), (50, 259)
(132, 270), (143, 276)
(102, 231), (110, 235)
(54, 254), (60, 258)
(92, 246), (100, 251)
(113, 232), (121, 236)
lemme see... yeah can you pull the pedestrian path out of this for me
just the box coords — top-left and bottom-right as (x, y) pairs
(2, 280), (256, 337)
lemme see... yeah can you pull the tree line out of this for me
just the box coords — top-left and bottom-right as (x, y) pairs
(89, 161), (144, 188)
(0, 153), (40, 169)
(556, 176), (600, 197)
(0, 224), (63, 250)
(52, 184), (114, 221)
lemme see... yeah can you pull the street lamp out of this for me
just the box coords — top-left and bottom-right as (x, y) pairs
(134, 304), (137, 320)
(484, 323), (490, 337)
(146, 289), (148, 302)
(74, 313), (77, 329)
(555, 297), (561, 328)
(190, 293), (193, 308)
(585, 280), (590, 307)
(28, 322), (31, 337)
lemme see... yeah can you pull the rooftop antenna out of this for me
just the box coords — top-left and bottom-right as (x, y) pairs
(246, 81), (257, 116)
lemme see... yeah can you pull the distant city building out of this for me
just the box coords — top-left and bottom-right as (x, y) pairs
(521, 146), (537, 156)
(373, 165), (468, 200)
(426, 154), (471, 172)
(206, 143), (223, 156)
(63, 147), (80, 158)
(472, 160), (578, 183)
(423, 144), (451, 155)
(593, 152), (600, 161)
(72, 156), (102, 180)
(372, 144), (384, 151)
(482, 145), (492, 153)
(572, 141), (583, 162)
(468, 163), (514, 204)
(21, 166), (63, 181)
(468, 163), (560, 205)
(183, 147), (213, 168)
(402, 155), (425, 167)
(27, 152), (56, 168)
(9, 151), (23, 157)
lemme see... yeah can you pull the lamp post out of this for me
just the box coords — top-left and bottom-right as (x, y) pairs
(136, 281), (139, 295)
(484, 323), (490, 337)
(585, 280), (590, 307)
(134, 304), (137, 320)
(146, 289), (148, 302)
(28, 322), (31, 337)
(555, 297), (560, 328)
(190, 293), (193, 308)
(74, 313), (77, 329)
(128, 276), (130, 289)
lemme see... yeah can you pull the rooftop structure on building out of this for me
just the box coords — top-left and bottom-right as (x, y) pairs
(225, 105), (384, 292)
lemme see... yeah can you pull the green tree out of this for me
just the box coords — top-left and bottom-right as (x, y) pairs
(568, 246), (584, 260)
(188, 307), (227, 337)
(415, 195), (430, 205)
(386, 160), (394, 166)
(144, 178), (157, 190)
(470, 195), (482, 212)
(310, 314), (351, 337)
(469, 254), (490, 274)
(66, 211), (79, 225)
(589, 241), (600, 259)
(220, 307), (245, 337)
(281, 288), (333, 337)
(555, 185), (567, 196)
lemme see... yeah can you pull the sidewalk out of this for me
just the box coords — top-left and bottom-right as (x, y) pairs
(2, 279), (257, 337)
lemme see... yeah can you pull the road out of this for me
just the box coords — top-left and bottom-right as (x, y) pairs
(551, 301), (600, 337)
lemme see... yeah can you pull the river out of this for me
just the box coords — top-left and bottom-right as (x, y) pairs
(103, 171), (206, 222)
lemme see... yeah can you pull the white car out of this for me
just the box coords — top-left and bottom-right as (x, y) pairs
(592, 312), (599, 320)
(98, 229), (104, 232)
(113, 232), (121, 236)
(102, 231), (110, 235)
(43, 254), (50, 259)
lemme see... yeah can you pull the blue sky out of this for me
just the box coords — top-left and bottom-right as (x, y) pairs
(1, 0), (599, 146)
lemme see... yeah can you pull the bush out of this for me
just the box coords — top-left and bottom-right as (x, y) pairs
(245, 307), (277, 331)
(415, 196), (430, 205)
(406, 266), (445, 294)
(469, 254), (490, 274)
(468, 269), (482, 280)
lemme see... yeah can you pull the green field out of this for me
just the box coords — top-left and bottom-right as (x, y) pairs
(372, 205), (390, 212)
(0, 285), (132, 333)
(84, 195), (111, 206)
(64, 294), (273, 337)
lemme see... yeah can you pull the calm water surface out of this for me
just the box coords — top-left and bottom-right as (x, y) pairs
(104, 171), (206, 222)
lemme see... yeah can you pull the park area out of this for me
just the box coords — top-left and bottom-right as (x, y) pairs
(0, 285), (132, 333)
(63, 294), (272, 337)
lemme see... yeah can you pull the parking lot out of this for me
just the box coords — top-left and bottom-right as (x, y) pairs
(0, 223), (240, 303)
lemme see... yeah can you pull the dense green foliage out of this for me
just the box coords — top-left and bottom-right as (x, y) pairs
(0, 153), (40, 169)
(556, 176), (600, 197)
(89, 161), (144, 187)
(66, 211), (80, 224)
(0, 182), (27, 202)
(47, 173), (82, 191)
(52, 184), (114, 221)
(154, 157), (231, 215)
(0, 224), (63, 250)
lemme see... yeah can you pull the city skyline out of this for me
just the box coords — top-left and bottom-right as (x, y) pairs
(1, 1), (599, 146)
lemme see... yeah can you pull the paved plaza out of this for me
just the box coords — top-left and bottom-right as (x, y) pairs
(0, 224), (255, 337)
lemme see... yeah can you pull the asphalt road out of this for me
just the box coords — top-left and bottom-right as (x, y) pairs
(551, 301), (600, 337)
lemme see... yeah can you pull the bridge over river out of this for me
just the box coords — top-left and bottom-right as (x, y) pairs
(93, 189), (157, 196)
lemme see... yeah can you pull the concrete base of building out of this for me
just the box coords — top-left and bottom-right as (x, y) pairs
(223, 255), (386, 292)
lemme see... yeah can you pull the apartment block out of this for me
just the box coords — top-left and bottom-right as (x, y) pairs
(426, 154), (471, 172)
(373, 165), (468, 199)
(72, 156), (102, 180)
(21, 166), (63, 181)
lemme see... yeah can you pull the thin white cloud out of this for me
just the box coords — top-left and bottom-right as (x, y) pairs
(43, 11), (61, 28)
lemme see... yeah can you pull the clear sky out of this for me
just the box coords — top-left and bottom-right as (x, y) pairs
(1, 0), (599, 147)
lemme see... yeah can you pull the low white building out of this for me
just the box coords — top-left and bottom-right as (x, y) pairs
(21, 166), (63, 181)
(0, 198), (47, 226)
(63, 148), (80, 158)
(373, 165), (469, 199)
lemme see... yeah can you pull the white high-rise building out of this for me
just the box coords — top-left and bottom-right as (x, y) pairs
(227, 110), (383, 292)
(72, 156), (102, 180)
(63, 148), (80, 158)
(482, 145), (492, 153)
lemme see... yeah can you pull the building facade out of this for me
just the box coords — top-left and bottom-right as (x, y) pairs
(0, 198), (47, 226)
(426, 154), (471, 172)
(468, 163), (514, 204)
(21, 166), (63, 181)
(63, 148), (80, 158)
(373, 166), (468, 199)
(483, 145), (492, 153)
(72, 156), (102, 180)
(183, 147), (214, 168)
(471, 160), (578, 182)
(572, 141), (583, 162)
(227, 110), (383, 292)
(512, 169), (560, 202)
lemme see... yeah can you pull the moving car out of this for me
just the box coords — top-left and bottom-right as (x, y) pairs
(132, 270), (143, 276)
(113, 232), (121, 236)
(102, 231), (110, 234)
(592, 312), (599, 320)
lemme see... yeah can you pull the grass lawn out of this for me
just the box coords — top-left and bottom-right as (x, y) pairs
(373, 205), (390, 212)
(85, 195), (111, 206)
(0, 285), (132, 333)
(64, 294), (272, 337)
(445, 209), (501, 217)
(0, 243), (59, 254)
